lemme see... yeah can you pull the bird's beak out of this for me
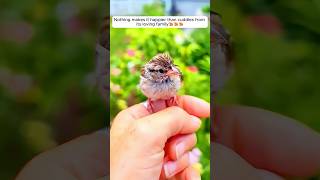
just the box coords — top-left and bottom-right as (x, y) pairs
(166, 68), (180, 77)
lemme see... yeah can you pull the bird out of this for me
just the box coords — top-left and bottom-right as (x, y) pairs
(211, 11), (233, 95)
(211, 11), (233, 139)
(139, 53), (182, 113)
(95, 16), (110, 104)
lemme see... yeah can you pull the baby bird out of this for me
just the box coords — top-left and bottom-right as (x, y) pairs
(139, 53), (182, 113)
(211, 11), (233, 94)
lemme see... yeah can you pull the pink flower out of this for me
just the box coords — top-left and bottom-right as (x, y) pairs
(189, 148), (202, 164)
(186, 66), (198, 73)
(129, 66), (137, 74)
(0, 21), (34, 44)
(127, 62), (137, 74)
(0, 68), (33, 97)
(246, 14), (283, 35)
(63, 16), (85, 36)
(110, 83), (121, 93)
(127, 49), (135, 57)
(111, 68), (121, 76)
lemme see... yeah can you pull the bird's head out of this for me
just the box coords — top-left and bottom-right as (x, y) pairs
(141, 53), (181, 83)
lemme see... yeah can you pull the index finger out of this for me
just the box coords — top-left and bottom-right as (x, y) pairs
(177, 95), (210, 118)
(139, 106), (202, 142)
(115, 95), (210, 124)
(214, 105), (320, 177)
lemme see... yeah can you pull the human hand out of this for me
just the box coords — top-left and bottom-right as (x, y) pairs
(15, 95), (209, 180)
(110, 95), (210, 180)
(213, 105), (320, 179)
(16, 130), (108, 180)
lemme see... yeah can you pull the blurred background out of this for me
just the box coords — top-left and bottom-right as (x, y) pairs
(0, 0), (106, 179)
(213, 0), (320, 179)
(110, 0), (210, 179)
(111, 0), (209, 16)
(3, 0), (319, 178)
(214, 0), (320, 133)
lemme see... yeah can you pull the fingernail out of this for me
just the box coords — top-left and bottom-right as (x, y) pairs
(175, 142), (185, 159)
(193, 172), (201, 180)
(189, 151), (200, 165)
(142, 101), (148, 109)
(164, 161), (177, 178)
(191, 148), (202, 157)
(192, 171), (201, 180)
(191, 115), (201, 127)
(190, 164), (201, 180)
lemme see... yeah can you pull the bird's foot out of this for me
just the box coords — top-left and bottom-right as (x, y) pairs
(146, 98), (155, 113)
(165, 96), (178, 107)
(145, 96), (178, 114)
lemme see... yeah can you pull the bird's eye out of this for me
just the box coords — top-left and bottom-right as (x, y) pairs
(159, 69), (164, 73)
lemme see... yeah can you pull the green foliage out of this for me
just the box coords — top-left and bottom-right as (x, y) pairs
(0, 0), (106, 179)
(110, 26), (210, 178)
(202, 5), (211, 14)
(142, 0), (165, 16)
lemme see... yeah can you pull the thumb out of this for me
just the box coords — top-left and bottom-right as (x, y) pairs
(114, 95), (210, 124)
(138, 106), (202, 143)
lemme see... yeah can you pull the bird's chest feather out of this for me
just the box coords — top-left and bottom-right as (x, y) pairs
(139, 77), (181, 100)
